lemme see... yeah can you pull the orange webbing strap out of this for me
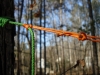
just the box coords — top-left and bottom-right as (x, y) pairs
(23, 24), (100, 42)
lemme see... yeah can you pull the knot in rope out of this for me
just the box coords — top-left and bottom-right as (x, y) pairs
(78, 32), (87, 41)
(23, 24), (33, 29)
(0, 17), (9, 27)
(23, 24), (29, 29)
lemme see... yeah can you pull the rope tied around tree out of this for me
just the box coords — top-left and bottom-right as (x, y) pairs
(0, 17), (100, 75)
(0, 17), (9, 27)
(0, 17), (35, 75)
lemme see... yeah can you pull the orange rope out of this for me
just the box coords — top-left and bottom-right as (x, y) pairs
(23, 24), (100, 42)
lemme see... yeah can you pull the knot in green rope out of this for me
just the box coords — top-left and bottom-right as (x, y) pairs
(0, 17), (10, 27)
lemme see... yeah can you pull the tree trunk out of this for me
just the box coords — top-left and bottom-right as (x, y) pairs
(87, 0), (99, 75)
(0, 0), (15, 75)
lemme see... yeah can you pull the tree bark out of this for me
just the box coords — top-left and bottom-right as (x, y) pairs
(87, 0), (99, 75)
(0, 0), (15, 75)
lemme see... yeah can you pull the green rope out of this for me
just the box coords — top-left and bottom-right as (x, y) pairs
(0, 17), (9, 27)
(9, 21), (23, 26)
(28, 28), (35, 75)
(0, 17), (35, 75)
(0, 17), (23, 26)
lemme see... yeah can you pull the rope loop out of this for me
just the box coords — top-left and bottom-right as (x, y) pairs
(23, 24), (33, 29)
(29, 24), (33, 28)
(23, 24), (30, 29)
(78, 32), (87, 41)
